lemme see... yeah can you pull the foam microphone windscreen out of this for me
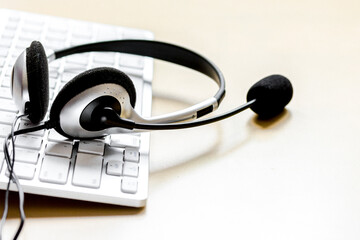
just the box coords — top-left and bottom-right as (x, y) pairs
(246, 75), (293, 119)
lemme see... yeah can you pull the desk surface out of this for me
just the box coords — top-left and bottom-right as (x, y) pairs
(1, 1), (360, 239)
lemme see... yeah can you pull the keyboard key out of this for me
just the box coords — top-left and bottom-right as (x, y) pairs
(71, 25), (92, 39)
(0, 98), (18, 112)
(45, 141), (73, 158)
(104, 145), (124, 161)
(64, 62), (87, 72)
(119, 54), (144, 69)
(124, 147), (140, 163)
(0, 57), (5, 67)
(43, 39), (65, 50)
(70, 37), (90, 46)
(121, 177), (138, 194)
(122, 30), (148, 40)
(18, 31), (40, 41)
(66, 54), (89, 66)
(0, 138), (5, 151)
(72, 153), (103, 188)
(61, 71), (77, 82)
(110, 134), (140, 148)
(93, 53), (116, 65)
(11, 52), (19, 61)
(22, 23), (43, 34)
(78, 140), (105, 155)
(5, 66), (12, 76)
(0, 49), (8, 57)
(118, 66), (143, 77)
(1, 76), (11, 87)
(39, 155), (70, 184)
(12, 147), (39, 164)
(48, 24), (68, 34)
(49, 89), (55, 100)
(8, 15), (20, 22)
(18, 120), (45, 136)
(106, 160), (123, 176)
(5, 21), (18, 31)
(45, 32), (66, 41)
(0, 111), (16, 125)
(1, 30), (15, 39)
(0, 124), (11, 137)
(0, 87), (12, 99)
(15, 40), (31, 49)
(0, 152), (3, 172)
(49, 77), (57, 89)
(96, 27), (117, 41)
(15, 135), (43, 150)
(49, 69), (59, 78)
(48, 129), (71, 142)
(23, 17), (44, 26)
(2, 30), (16, 39)
(6, 162), (35, 180)
(123, 162), (138, 177)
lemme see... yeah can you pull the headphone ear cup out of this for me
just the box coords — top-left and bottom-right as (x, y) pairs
(49, 67), (137, 133)
(26, 41), (49, 123)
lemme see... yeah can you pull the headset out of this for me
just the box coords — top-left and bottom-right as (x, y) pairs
(11, 40), (293, 139)
(2, 39), (293, 239)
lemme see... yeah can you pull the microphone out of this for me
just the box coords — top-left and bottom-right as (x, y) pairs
(84, 74), (293, 131)
(247, 74), (293, 119)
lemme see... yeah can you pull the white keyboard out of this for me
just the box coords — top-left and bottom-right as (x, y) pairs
(0, 9), (153, 207)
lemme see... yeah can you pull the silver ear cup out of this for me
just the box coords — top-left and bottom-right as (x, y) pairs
(11, 50), (29, 114)
(57, 83), (136, 138)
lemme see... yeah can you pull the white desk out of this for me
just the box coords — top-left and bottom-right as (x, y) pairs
(1, 0), (360, 239)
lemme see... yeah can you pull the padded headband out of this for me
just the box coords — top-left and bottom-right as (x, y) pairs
(54, 40), (226, 105)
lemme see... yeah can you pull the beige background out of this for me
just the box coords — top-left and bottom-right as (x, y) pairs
(1, 0), (360, 239)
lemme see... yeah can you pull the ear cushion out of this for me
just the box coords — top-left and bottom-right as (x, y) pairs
(49, 67), (136, 131)
(26, 41), (49, 123)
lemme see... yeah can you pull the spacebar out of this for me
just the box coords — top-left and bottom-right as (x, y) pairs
(72, 153), (103, 188)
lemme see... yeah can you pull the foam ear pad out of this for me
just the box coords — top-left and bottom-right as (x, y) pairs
(49, 67), (136, 132)
(26, 41), (49, 123)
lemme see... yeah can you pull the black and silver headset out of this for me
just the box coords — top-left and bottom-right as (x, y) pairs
(11, 40), (293, 139)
